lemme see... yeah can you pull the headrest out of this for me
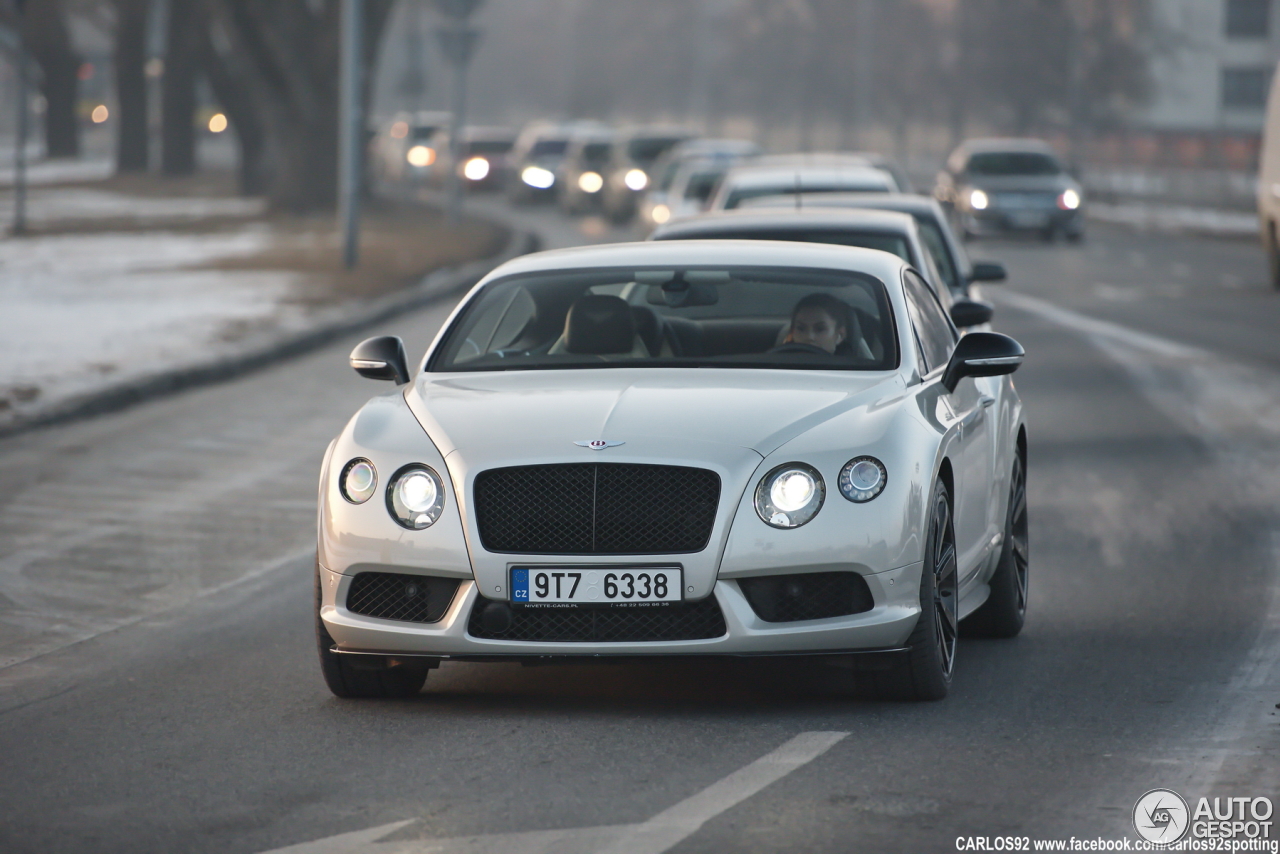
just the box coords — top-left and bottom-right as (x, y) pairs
(630, 306), (662, 356)
(565, 294), (636, 354)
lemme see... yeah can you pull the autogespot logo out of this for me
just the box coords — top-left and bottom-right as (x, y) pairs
(1133, 788), (1191, 843)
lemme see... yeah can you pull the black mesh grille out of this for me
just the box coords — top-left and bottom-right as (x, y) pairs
(738, 572), (874, 622)
(468, 597), (727, 642)
(346, 572), (460, 623)
(473, 463), (720, 554)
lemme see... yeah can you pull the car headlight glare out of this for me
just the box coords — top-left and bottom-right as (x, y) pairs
(651, 203), (671, 224)
(755, 463), (825, 529)
(969, 189), (989, 210)
(521, 166), (555, 189)
(624, 168), (649, 191)
(1059, 188), (1081, 210)
(407, 145), (435, 167)
(387, 464), (445, 530)
(463, 157), (490, 180)
(578, 171), (603, 193)
(340, 458), (377, 504)
(838, 456), (887, 503)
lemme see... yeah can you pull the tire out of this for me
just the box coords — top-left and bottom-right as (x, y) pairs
(962, 448), (1029, 639)
(868, 479), (958, 701)
(1065, 230), (1084, 244)
(315, 565), (428, 699)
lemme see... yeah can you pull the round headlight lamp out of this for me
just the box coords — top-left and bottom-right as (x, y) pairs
(838, 456), (887, 503)
(340, 458), (377, 504)
(386, 464), (446, 530)
(755, 463), (825, 529)
(969, 188), (989, 210)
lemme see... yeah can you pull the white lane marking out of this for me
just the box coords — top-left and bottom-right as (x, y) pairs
(595, 730), (848, 854)
(992, 289), (1202, 360)
(257, 731), (849, 854)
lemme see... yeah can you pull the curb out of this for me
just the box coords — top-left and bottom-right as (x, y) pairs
(0, 226), (541, 440)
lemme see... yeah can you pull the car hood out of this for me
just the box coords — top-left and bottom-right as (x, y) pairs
(964, 173), (1077, 193)
(405, 368), (903, 463)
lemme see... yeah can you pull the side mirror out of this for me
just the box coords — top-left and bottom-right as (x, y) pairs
(349, 336), (410, 384)
(969, 261), (1007, 283)
(949, 299), (994, 328)
(942, 331), (1024, 392)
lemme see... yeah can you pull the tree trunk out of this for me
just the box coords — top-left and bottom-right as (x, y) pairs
(161, 0), (202, 176)
(19, 0), (81, 158)
(212, 0), (394, 211)
(200, 21), (269, 195)
(113, 0), (151, 173)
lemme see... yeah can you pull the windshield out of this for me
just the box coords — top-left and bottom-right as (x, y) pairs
(530, 139), (569, 157)
(581, 142), (612, 164)
(683, 168), (727, 201)
(724, 179), (894, 209)
(466, 140), (513, 155)
(430, 266), (898, 373)
(966, 151), (1062, 176)
(628, 136), (686, 164)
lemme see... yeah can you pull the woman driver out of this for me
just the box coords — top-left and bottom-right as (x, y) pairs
(782, 293), (853, 355)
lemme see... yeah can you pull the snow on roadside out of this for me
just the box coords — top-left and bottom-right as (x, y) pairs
(1089, 201), (1259, 239)
(0, 226), (310, 428)
(0, 186), (264, 225)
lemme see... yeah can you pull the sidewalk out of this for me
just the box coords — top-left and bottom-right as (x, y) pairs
(0, 166), (523, 436)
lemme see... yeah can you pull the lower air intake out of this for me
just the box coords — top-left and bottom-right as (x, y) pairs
(467, 596), (727, 642)
(738, 572), (874, 622)
(345, 572), (460, 623)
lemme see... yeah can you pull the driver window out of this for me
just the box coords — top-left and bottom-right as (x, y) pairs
(452, 286), (536, 364)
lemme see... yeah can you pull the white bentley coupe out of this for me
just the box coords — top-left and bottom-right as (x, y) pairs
(316, 240), (1028, 701)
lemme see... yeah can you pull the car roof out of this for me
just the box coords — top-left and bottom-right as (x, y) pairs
(740, 192), (943, 217)
(651, 207), (919, 239)
(953, 137), (1060, 155)
(481, 239), (910, 284)
(720, 164), (895, 189)
(669, 138), (761, 157)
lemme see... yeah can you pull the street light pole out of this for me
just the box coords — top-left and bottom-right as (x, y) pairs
(434, 0), (483, 224)
(338, 0), (365, 269)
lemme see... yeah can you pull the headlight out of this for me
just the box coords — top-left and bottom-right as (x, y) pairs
(578, 171), (603, 193)
(407, 145), (435, 167)
(1058, 188), (1081, 210)
(521, 166), (555, 189)
(969, 189), (989, 210)
(387, 464), (445, 530)
(838, 456), (887, 503)
(755, 463), (825, 529)
(624, 168), (649, 191)
(340, 458), (377, 504)
(651, 203), (671, 224)
(463, 157), (490, 180)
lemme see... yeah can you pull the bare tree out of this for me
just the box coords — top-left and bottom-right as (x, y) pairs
(208, 0), (393, 211)
(2, 0), (81, 158)
(110, 0), (150, 172)
(161, 0), (202, 175)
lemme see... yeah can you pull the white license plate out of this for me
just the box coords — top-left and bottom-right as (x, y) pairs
(510, 567), (682, 605)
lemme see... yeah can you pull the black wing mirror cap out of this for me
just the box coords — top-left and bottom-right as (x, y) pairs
(942, 331), (1024, 392)
(969, 261), (1007, 283)
(949, 299), (995, 329)
(350, 336), (410, 384)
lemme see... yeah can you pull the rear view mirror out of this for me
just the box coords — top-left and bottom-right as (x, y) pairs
(350, 336), (410, 384)
(949, 299), (995, 329)
(942, 332), (1024, 392)
(969, 261), (1007, 283)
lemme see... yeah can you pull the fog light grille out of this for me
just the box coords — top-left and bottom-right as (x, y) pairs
(345, 572), (460, 623)
(738, 572), (873, 622)
(467, 596), (727, 642)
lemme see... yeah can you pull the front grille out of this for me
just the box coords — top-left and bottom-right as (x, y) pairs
(468, 596), (727, 642)
(473, 463), (720, 554)
(738, 572), (874, 622)
(346, 572), (460, 623)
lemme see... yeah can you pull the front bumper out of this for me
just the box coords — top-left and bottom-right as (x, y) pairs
(966, 207), (1083, 235)
(318, 561), (924, 658)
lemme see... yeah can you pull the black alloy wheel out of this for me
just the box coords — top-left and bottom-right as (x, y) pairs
(963, 448), (1029, 638)
(866, 479), (957, 701)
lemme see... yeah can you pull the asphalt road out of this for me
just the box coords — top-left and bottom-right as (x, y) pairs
(1, 207), (1278, 854)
